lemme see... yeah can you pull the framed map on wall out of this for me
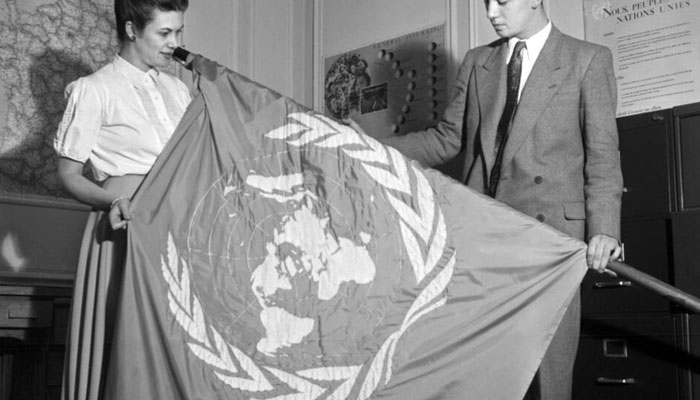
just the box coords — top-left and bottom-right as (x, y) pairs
(0, 0), (118, 199)
(0, 0), (181, 201)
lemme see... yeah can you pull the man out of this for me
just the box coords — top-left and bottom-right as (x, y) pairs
(370, 0), (624, 398)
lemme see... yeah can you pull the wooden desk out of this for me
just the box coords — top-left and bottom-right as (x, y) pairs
(0, 285), (72, 400)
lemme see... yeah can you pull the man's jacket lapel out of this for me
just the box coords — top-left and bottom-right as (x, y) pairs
(476, 40), (508, 172)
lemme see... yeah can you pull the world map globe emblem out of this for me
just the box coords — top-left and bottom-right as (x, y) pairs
(183, 151), (409, 369)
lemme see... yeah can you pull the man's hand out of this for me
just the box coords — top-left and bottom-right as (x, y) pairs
(587, 234), (621, 272)
(342, 118), (368, 136)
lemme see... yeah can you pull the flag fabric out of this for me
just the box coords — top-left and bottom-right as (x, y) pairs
(104, 54), (588, 400)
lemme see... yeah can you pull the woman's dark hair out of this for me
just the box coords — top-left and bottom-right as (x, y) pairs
(115, 0), (189, 42)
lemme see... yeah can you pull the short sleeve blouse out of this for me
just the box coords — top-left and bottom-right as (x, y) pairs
(54, 55), (191, 181)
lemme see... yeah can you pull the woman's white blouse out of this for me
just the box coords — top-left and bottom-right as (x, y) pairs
(54, 55), (191, 181)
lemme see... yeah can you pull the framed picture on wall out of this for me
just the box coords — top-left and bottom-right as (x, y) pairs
(312, 0), (471, 120)
(321, 24), (449, 139)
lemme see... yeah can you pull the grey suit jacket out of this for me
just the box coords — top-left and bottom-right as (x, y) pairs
(383, 26), (623, 241)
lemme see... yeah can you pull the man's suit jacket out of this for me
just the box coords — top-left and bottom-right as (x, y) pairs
(383, 26), (623, 241)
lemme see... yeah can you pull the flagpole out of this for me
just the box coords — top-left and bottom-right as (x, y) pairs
(606, 260), (700, 315)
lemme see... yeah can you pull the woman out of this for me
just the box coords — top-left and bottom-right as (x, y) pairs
(53, 0), (190, 398)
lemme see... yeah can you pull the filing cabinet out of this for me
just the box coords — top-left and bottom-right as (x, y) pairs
(686, 315), (700, 399)
(574, 103), (700, 400)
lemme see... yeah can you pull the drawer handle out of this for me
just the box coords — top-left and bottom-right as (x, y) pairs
(596, 377), (636, 385)
(593, 281), (632, 289)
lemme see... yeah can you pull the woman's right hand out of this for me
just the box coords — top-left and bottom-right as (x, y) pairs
(109, 197), (133, 230)
(58, 158), (142, 231)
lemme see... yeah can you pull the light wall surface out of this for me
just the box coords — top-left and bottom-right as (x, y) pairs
(471, 0), (585, 46)
(185, 0), (314, 108)
(183, 0), (586, 110)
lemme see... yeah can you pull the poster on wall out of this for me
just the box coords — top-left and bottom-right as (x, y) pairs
(322, 24), (447, 138)
(583, 0), (700, 117)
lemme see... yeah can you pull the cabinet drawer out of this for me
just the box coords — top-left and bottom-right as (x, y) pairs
(618, 109), (675, 218)
(581, 271), (671, 314)
(574, 315), (684, 400)
(676, 109), (700, 210)
(0, 296), (53, 328)
(671, 211), (700, 299)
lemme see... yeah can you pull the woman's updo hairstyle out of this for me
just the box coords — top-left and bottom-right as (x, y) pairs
(115, 0), (189, 42)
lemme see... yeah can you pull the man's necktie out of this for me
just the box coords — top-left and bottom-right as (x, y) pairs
(488, 40), (526, 197)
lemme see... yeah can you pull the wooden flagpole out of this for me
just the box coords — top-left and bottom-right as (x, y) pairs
(606, 260), (700, 315)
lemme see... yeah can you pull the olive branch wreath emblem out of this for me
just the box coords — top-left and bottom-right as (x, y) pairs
(160, 112), (456, 399)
